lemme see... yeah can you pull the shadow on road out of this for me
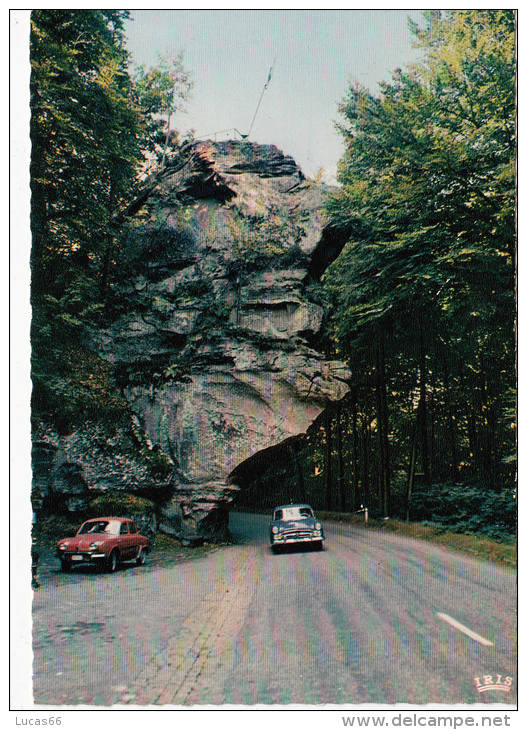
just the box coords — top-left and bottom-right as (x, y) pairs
(270, 543), (325, 555)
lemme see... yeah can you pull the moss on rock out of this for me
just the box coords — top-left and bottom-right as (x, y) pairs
(89, 492), (155, 516)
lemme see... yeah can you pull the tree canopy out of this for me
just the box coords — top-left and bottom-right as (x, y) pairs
(323, 10), (515, 513)
(30, 10), (191, 426)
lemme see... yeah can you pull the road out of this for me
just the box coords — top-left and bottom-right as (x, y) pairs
(32, 512), (517, 706)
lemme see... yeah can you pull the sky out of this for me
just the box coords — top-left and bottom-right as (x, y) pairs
(125, 10), (425, 183)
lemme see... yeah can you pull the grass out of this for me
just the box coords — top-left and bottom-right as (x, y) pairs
(317, 511), (516, 569)
(144, 533), (224, 567)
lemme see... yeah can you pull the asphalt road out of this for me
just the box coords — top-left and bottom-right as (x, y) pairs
(32, 512), (516, 706)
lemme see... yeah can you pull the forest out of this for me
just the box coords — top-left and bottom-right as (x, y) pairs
(30, 10), (516, 543)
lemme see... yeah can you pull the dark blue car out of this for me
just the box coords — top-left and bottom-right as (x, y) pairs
(269, 503), (325, 553)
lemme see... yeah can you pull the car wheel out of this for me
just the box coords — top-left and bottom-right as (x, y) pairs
(60, 560), (71, 572)
(136, 546), (146, 566)
(107, 550), (118, 573)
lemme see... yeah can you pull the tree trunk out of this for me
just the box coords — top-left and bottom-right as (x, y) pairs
(487, 397), (498, 489)
(161, 109), (173, 168)
(467, 410), (478, 478)
(479, 358), (495, 489)
(100, 174), (117, 300)
(418, 312), (430, 485)
(29, 175), (50, 293)
(325, 409), (333, 510)
(361, 414), (370, 509)
(352, 394), (359, 511)
(442, 355), (459, 481)
(100, 234), (114, 300)
(337, 401), (346, 512)
(375, 335), (390, 515)
(459, 365), (479, 479)
(429, 381), (436, 480)
(290, 441), (306, 503)
(405, 403), (420, 521)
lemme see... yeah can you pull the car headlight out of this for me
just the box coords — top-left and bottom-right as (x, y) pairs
(315, 522), (321, 530)
(271, 526), (278, 534)
(88, 543), (101, 551)
(58, 544), (68, 550)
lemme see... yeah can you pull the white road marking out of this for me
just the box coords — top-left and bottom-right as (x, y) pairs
(436, 612), (494, 646)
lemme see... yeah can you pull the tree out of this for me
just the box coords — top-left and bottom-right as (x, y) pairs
(324, 10), (515, 512)
(133, 54), (192, 164)
(29, 10), (192, 427)
(30, 11), (141, 294)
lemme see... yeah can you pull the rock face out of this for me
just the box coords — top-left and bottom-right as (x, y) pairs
(31, 419), (172, 517)
(39, 141), (350, 540)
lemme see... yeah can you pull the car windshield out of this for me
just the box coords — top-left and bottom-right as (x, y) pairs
(78, 520), (121, 536)
(274, 506), (314, 521)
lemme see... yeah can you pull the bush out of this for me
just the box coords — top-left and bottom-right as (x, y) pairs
(33, 515), (80, 543)
(176, 278), (213, 299)
(89, 492), (155, 516)
(32, 334), (130, 433)
(409, 483), (516, 542)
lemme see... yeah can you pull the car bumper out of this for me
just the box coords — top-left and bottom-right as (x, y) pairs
(271, 535), (324, 545)
(57, 552), (107, 565)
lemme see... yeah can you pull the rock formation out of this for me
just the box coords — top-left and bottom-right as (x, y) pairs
(34, 141), (350, 541)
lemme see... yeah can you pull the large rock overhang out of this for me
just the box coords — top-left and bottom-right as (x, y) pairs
(93, 140), (352, 540)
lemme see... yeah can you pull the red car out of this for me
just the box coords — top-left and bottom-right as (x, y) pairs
(57, 517), (149, 573)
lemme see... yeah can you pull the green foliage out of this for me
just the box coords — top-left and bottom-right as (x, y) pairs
(303, 280), (330, 307)
(162, 362), (193, 382)
(227, 214), (308, 280)
(152, 296), (176, 317)
(89, 492), (155, 516)
(30, 11), (193, 432)
(33, 515), (80, 544)
(30, 10), (142, 293)
(31, 340), (129, 431)
(116, 353), (189, 387)
(323, 9), (515, 499)
(176, 278), (213, 299)
(327, 10), (514, 319)
(134, 54), (192, 157)
(30, 10), (140, 428)
(195, 300), (233, 332)
(130, 420), (173, 479)
(409, 483), (516, 542)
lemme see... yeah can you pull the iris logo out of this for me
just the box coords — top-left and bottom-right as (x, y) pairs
(474, 674), (513, 693)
